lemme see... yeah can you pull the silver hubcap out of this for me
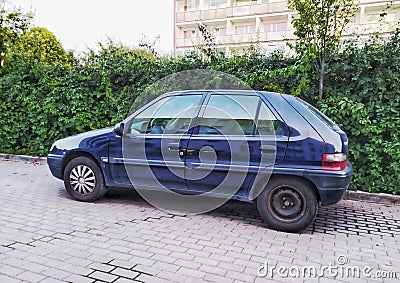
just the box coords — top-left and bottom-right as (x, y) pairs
(69, 165), (96, 195)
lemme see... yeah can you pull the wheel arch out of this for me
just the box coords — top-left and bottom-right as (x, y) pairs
(61, 151), (102, 178)
(251, 174), (321, 203)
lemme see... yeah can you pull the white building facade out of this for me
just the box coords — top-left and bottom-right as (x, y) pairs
(174, 0), (400, 54)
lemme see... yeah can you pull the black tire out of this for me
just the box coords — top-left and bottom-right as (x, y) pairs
(257, 176), (318, 232)
(63, 156), (108, 202)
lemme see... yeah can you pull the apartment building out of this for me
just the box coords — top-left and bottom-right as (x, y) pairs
(174, 0), (400, 54)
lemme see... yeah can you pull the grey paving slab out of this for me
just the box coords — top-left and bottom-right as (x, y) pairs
(0, 160), (399, 282)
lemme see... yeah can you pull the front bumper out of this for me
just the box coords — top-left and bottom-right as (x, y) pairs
(47, 154), (64, 180)
(304, 162), (353, 206)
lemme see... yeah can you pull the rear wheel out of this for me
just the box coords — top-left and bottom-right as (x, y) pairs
(63, 156), (107, 202)
(257, 177), (318, 232)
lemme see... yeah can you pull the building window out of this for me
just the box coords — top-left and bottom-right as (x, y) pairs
(235, 0), (257, 6)
(177, 0), (185, 12)
(235, 24), (256, 34)
(184, 29), (199, 38)
(204, 0), (228, 9)
(178, 0), (199, 12)
(214, 27), (227, 36)
(264, 22), (287, 32)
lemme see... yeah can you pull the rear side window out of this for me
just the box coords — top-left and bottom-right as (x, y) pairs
(199, 95), (259, 135)
(257, 100), (285, 136)
(295, 98), (341, 131)
(197, 94), (283, 136)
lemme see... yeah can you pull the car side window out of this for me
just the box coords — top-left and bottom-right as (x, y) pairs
(257, 101), (284, 137)
(128, 95), (202, 135)
(198, 95), (259, 136)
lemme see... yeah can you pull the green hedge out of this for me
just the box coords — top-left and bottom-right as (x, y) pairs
(0, 31), (399, 194)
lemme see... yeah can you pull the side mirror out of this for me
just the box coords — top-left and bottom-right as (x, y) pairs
(114, 122), (125, 136)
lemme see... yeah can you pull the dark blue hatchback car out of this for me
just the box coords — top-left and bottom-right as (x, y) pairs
(48, 90), (352, 232)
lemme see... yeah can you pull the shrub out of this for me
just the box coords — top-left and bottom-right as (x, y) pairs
(0, 30), (399, 194)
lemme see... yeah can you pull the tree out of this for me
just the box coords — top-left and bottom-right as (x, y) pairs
(0, 0), (32, 67)
(138, 33), (160, 56)
(10, 27), (68, 66)
(288, 0), (358, 100)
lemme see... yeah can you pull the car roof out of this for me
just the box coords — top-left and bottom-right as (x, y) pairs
(164, 90), (285, 98)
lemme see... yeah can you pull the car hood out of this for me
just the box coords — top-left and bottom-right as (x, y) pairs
(51, 127), (113, 152)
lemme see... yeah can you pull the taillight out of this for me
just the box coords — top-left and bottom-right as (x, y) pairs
(322, 153), (347, 171)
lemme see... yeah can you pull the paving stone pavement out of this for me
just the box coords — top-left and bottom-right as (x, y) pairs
(0, 159), (399, 283)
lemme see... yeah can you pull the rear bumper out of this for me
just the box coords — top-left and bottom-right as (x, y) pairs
(304, 162), (353, 206)
(47, 154), (64, 180)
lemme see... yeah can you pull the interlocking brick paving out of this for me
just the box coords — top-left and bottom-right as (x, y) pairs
(213, 199), (400, 238)
(0, 160), (399, 282)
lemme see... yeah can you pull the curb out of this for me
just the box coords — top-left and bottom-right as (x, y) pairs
(0, 153), (47, 164)
(343, 190), (400, 205)
(1, 153), (399, 205)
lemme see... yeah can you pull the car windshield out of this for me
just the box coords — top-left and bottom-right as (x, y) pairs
(295, 98), (341, 131)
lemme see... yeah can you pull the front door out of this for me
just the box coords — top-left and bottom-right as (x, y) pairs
(109, 94), (204, 190)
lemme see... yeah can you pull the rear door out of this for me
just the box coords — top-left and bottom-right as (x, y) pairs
(184, 93), (288, 197)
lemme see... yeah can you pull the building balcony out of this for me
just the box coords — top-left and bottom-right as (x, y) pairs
(230, 33), (260, 43)
(345, 21), (398, 36)
(259, 30), (295, 41)
(175, 28), (295, 48)
(176, 1), (290, 23)
(175, 37), (202, 48)
(175, 34), (256, 48)
(358, 0), (395, 5)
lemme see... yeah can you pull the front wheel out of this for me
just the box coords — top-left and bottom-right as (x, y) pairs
(63, 156), (107, 202)
(257, 177), (318, 232)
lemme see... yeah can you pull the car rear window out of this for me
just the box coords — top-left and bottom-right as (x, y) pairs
(295, 98), (341, 131)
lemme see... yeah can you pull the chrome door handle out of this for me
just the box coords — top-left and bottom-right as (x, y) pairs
(168, 143), (180, 151)
(182, 149), (196, 155)
(260, 145), (276, 154)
